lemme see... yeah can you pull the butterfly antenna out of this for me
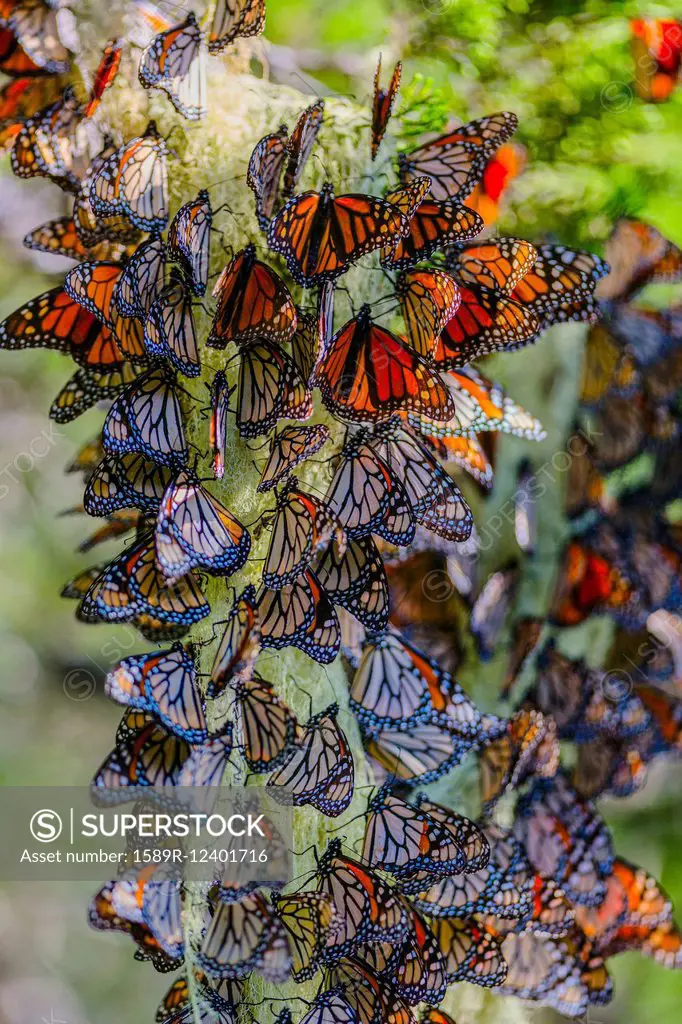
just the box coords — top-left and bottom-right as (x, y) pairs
(299, 685), (314, 719)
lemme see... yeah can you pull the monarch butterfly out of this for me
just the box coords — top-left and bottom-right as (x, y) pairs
(492, 930), (605, 1016)
(0, 26), (44, 75)
(144, 272), (200, 378)
(510, 244), (609, 325)
(362, 784), (468, 887)
(263, 478), (338, 589)
(83, 453), (173, 517)
(432, 917), (508, 987)
(315, 838), (409, 957)
(381, 194), (483, 270)
(325, 957), (418, 1020)
(89, 877), (184, 974)
(297, 989), (359, 1024)
(398, 111), (518, 200)
(66, 434), (104, 478)
(267, 182), (408, 287)
(267, 703), (353, 816)
(396, 268), (460, 358)
(168, 189), (212, 296)
(178, 727), (236, 787)
(363, 721), (473, 785)
(579, 322), (639, 407)
(291, 306), (326, 387)
(11, 86), (94, 191)
(415, 824), (534, 922)
(76, 509), (141, 553)
(432, 282), (540, 367)
(247, 126), (288, 230)
(450, 238), (538, 293)
(64, 259), (122, 326)
(315, 534), (389, 631)
(514, 773), (614, 908)
(479, 707), (559, 814)
(350, 626), (480, 733)
(155, 470), (250, 583)
(605, 302), (679, 369)
(103, 368), (188, 468)
(80, 535), (209, 627)
(114, 238), (166, 322)
(273, 891), (339, 982)
(155, 971), (239, 1024)
(259, 569), (341, 663)
(84, 38), (123, 118)
(631, 18), (682, 102)
(420, 1010), (458, 1024)
(371, 55), (401, 160)
(501, 615), (543, 698)
(0, 0), (73, 73)
(208, 0), (266, 54)
(315, 305), (455, 425)
(411, 364), (532, 437)
(197, 892), (290, 982)
(104, 646), (205, 745)
(576, 856), (673, 946)
(549, 539), (639, 628)
(139, 12), (207, 121)
(0, 284), (124, 372)
(324, 430), (415, 545)
(470, 562), (520, 660)
(599, 218), (682, 301)
(422, 433), (494, 490)
(232, 674), (298, 772)
(391, 908), (449, 1005)
(72, 136), (142, 249)
(0, 75), (65, 154)
(91, 121), (169, 233)
(369, 418), (474, 541)
(281, 99), (325, 199)
(49, 362), (141, 423)
(208, 585), (260, 698)
(208, 244), (297, 347)
(91, 709), (190, 794)
(486, 873), (575, 939)
(23, 215), (127, 262)
(257, 424), (330, 493)
(527, 641), (650, 742)
(208, 369), (232, 480)
(415, 795), (490, 872)
(235, 338), (312, 438)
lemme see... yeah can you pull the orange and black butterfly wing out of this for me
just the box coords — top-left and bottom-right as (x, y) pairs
(371, 56), (401, 160)
(268, 185), (407, 286)
(382, 198), (483, 269)
(247, 127), (288, 230)
(0, 285), (124, 371)
(282, 99), (324, 198)
(317, 306), (455, 424)
(511, 245), (609, 327)
(398, 111), (519, 201)
(433, 283), (540, 367)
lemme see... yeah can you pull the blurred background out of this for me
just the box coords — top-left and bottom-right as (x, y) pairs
(1, 1), (682, 1022)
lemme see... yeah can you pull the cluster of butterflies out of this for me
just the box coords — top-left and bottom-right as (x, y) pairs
(424, 221), (682, 1013)
(0, 2), (646, 1023)
(631, 16), (682, 103)
(546, 219), (682, 638)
